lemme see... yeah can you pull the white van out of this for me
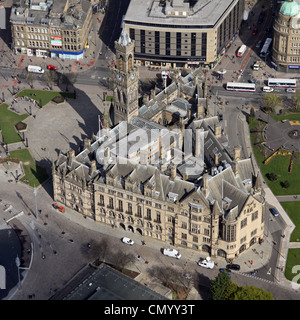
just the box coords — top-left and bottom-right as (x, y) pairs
(27, 65), (45, 74)
(198, 257), (214, 269)
(263, 86), (274, 92)
(163, 248), (181, 259)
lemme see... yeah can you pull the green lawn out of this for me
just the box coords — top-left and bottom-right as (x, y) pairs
(259, 155), (300, 195)
(0, 103), (28, 144)
(17, 89), (75, 107)
(284, 249), (300, 283)
(249, 119), (300, 195)
(281, 202), (300, 242)
(271, 112), (300, 122)
(7, 148), (49, 187)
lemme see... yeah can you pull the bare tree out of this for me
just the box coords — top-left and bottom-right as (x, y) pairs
(44, 70), (58, 90)
(147, 265), (194, 295)
(81, 239), (110, 262)
(109, 250), (136, 270)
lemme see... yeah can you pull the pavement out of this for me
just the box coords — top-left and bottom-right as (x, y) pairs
(0, 0), (299, 299)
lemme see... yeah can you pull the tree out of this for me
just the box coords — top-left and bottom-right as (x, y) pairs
(223, 281), (239, 300)
(44, 70), (58, 90)
(84, 239), (109, 261)
(209, 271), (232, 300)
(267, 172), (277, 182)
(262, 93), (283, 113)
(281, 180), (290, 189)
(109, 250), (135, 270)
(292, 91), (300, 110)
(231, 286), (274, 300)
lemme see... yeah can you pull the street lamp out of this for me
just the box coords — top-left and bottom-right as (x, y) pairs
(15, 255), (21, 289)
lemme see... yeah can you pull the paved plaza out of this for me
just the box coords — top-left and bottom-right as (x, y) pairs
(264, 120), (300, 153)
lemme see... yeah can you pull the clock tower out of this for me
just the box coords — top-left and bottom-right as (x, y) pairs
(111, 26), (139, 125)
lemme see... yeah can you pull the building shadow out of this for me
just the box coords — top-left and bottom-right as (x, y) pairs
(194, 271), (212, 300)
(98, 0), (131, 51)
(0, 6), (12, 48)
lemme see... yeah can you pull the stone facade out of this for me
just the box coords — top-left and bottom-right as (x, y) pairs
(10, 0), (93, 59)
(272, 0), (300, 72)
(110, 27), (140, 125)
(52, 20), (265, 260)
(52, 142), (265, 259)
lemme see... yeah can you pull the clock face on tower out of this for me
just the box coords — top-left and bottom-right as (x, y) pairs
(131, 72), (135, 80)
(117, 74), (122, 81)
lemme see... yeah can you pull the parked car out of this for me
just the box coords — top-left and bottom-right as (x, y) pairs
(218, 114), (223, 121)
(226, 263), (240, 271)
(162, 248), (181, 259)
(198, 257), (214, 269)
(121, 237), (134, 245)
(286, 88), (296, 93)
(47, 64), (57, 70)
(270, 207), (279, 217)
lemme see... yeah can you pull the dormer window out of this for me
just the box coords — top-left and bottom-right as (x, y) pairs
(168, 192), (178, 202)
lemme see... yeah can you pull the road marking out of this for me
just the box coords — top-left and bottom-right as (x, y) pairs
(267, 267), (272, 275)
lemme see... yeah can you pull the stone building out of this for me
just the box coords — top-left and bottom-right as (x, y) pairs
(52, 135), (265, 260)
(52, 24), (265, 260)
(272, 0), (300, 72)
(123, 0), (244, 69)
(10, 0), (93, 59)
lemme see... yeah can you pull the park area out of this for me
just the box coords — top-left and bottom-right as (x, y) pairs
(249, 118), (300, 196)
(17, 89), (75, 107)
(6, 148), (48, 187)
(0, 103), (28, 144)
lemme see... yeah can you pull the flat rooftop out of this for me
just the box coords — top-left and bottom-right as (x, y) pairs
(124, 0), (238, 28)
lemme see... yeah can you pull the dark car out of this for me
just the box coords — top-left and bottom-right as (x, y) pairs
(226, 264), (240, 271)
(218, 114), (223, 121)
(252, 28), (258, 35)
(270, 207), (279, 217)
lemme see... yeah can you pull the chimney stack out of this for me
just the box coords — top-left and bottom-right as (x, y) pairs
(170, 162), (177, 180)
(214, 124), (222, 139)
(143, 94), (149, 106)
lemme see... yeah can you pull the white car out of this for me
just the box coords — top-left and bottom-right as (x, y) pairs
(121, 237), (134, 245)
(286, 88), (296, 93)
(263, 86), (274, 92)
(163, 248), (181, 259)
(198, 257), (214, 269)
